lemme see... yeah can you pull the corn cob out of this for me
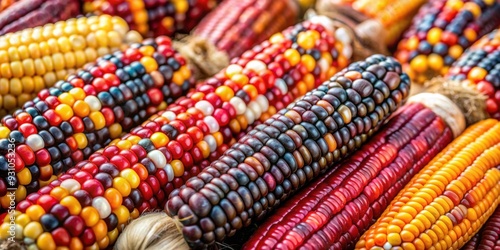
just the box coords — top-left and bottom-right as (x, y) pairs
(84, 0), (219, 38)
(461, 206), (500, 249)
(447, 29), (500, 119)
(243, 101), (460, 249)
(395, 0), (500, 84)
(179, 0), (300, 79)
(0, 15), (144, 116)
(0, 0), (80, 36)
(150, 55), (411, 249)
(355, 119), (500, 250)
(0, 17), (352, 249)
(316, 0), (427, 46)
(0, 36), (195, 211)
(192, 0), (298, 59)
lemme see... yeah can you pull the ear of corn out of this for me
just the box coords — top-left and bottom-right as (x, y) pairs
(395, 0), (500, 84)
(243, 95), (460, 249)
(192, 0), (299, 59)
(84, 0), (219, 37)
(356, 119), (500, 250)
(446, 29), (500, 119)
(0, 15), (144, 115)
(316, 0), (427, 46)
(0, 0), (20, 12)
(0, 18), (352, 249)
(0, 0), (80, 36)
(0, 36), (195, 211)
(461, 206), (500, 250)
(164, 55), (410, 248)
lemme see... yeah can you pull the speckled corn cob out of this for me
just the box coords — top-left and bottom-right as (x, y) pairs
(244, 100), (455, 249)
(0, 18), (351, 249)
(447, 29), (500, 119)
(0, 15), (143, 116)
(395, 0), (500, 84)
(84, 0), (219, 37)
(0, 36), (194, 211)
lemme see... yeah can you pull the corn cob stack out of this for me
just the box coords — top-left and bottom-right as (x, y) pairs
(142, 55), (411, 249)
(395, 0), (500, 84)
(0, 17), (353, 249)
(315, 0), (427, 46)
(178, 0), (300, 79)
(355, 118), (500, 249)
(447, 29), (500, 119)
(0, 0), (80, 36)
(461, 206), (500, 249)
(0, 15), (144, 116)
(83, 0), (219, 38)
(0, 36), (195, 211)
(242, 89), (472, 249)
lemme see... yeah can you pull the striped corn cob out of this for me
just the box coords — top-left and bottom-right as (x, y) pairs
(0, 36), (194, 210)
(84, 0), (219, 38)
(162, 55), (410, 249)
(356, 119), (500, 249)
(316, 0), (427, 46)
(461, 206), (500, 249)
(395, 0), (500, 84)
(0, 18), (351, 249)
(191, 0), (299, 59)
(0, 15), (143, 116)
(0, 0), (80, 36)
(447, 29), (500, 119)
(243, 93), (465, 249)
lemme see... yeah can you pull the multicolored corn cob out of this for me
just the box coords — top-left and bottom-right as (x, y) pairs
(83, 0), (219, 38)
(356, 119), (500, 249)
(0, 36), (194, 210)
(0, 0), (80, 36)
(0, 15), (143, 116)
(192, 0), (298, 59)
(162, 55), (410, 249)
(461, 206), (500, 250)
(447, 29), (500, 119)
(395, 0), (500, 84)
(180, 0), (299, 80)
(316, 0), (427, 46)
(242, 93), (464, 249)
(0, 18), (352, 249)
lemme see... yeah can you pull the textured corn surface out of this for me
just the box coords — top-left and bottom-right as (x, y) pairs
(244, 102), (453, 249)
(447, 29), (500, 119)
(356, 119), (500, 250)
(0, 20), (349, 249)
(395, 0), (500, 84)
(0, 0), (80, 36)
(461, 206), (500, 250)
(166, 55), (410, 249)
(322, 0), (427, 45)
(0, 15), (143, 116)
(0, 36), (194, 211)
(84, 0), (219, 37)
(193, 0), (298, 59)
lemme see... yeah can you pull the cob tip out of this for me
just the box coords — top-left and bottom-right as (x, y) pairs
(423, 77), (489, 126)
(174, 36), (230, 79)
(407, 92), (465, 138)
(115, 212), (189, 250)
